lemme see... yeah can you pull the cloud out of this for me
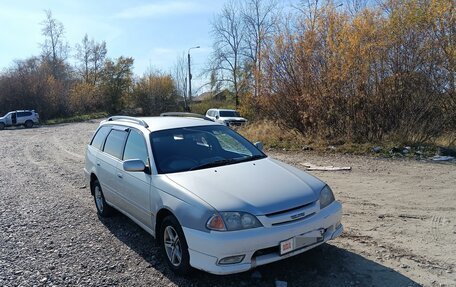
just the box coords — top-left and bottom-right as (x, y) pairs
(115, 1), (205, 19)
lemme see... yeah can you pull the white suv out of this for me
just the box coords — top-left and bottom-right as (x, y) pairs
(84, 114), (342, 275)
(0, 110), (40, 130)
(205, 109), (247, 127)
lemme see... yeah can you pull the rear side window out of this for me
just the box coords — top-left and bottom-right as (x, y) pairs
(104, 130), (128, 159)
(17, 112), (32, 117)
(91, 126), (111, 150)
(123, 129), (149, 166)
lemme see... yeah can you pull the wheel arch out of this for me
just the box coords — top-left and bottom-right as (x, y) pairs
(90, 173), (98, 195)
(155, 208), (178, 241)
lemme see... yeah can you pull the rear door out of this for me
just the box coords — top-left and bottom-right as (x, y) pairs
(16, 111), (31, 125)
(98, 128), (128, 208)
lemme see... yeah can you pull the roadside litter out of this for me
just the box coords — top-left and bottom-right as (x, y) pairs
(301, 162), (351, 171)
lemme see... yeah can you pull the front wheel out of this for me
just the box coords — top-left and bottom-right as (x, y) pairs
(25, 120), (33, 128)
(0, 123), (4, 130)
(92, 180), (113, 217)
(160, 216), (191, 275)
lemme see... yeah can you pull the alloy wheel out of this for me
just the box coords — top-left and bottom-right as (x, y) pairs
(164, 226), (182, 267)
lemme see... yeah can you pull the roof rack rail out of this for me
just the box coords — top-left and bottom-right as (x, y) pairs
(107, 116), (149, 128)
(160, 112), (214, 122)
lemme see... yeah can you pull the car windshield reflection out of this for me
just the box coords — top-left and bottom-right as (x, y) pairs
(150, 125), (266, 173)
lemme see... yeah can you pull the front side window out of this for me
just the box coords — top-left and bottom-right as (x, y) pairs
(104, 129), (128, 159)
(151, 125), (266, 174)
(123, 129), (149, 166)
(91, 126), (111, 150)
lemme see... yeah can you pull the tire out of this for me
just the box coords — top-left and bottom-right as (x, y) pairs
(92, 180), (113, 217)
(160, 216), (191, 275)
(0, 123), (4, 130)
(25, 120), (33, 128)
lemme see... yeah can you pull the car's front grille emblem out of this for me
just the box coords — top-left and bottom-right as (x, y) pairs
(290, 212), (306, 220)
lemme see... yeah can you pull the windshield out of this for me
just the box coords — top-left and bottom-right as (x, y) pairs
(150, 125), (266, 174)
(219, 110), (240, 117)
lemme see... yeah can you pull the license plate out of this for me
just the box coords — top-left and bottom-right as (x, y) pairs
(280, 238), (295, 255)
(280, 235), (321, 255)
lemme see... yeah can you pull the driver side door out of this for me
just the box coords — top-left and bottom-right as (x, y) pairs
(4, 112), (13, 126)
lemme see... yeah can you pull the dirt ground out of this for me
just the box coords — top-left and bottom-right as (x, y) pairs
(0, 121), (454, 287)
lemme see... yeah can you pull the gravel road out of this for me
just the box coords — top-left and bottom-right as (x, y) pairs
(0, 121), (455, 287)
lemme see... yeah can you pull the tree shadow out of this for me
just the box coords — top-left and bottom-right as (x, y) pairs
(100, 213), (422, 287)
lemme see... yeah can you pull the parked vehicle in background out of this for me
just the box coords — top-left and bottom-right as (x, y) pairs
(84, 115), (343, 275)
(205, 108), (247, 127)
(0, 110), (40, 130)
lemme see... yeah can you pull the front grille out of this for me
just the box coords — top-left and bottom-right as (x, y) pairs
(263, 201), (318, 226)
(271, 212), (316, 226)
(228, 121), (245, 126)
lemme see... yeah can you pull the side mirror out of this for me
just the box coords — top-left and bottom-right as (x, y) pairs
(123, 159), (146, 172)
(254, 141), (264, 151)
(216, 115), (219, 119)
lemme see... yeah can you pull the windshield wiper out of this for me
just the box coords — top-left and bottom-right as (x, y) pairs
(189, 155), (266, 171)
(236, 154), (267, 163)
(189, 158), (242, 171)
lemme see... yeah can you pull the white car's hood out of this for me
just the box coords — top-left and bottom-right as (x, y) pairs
(165, 158), (324, 215)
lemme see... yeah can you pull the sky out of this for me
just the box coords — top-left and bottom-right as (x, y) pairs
(0, 0), (226, 92)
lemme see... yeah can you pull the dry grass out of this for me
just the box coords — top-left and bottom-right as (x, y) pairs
(238, 120), (308, 150)
(238, 120), (449, 157)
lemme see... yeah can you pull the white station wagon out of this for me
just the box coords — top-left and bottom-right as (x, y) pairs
(84, 114), (343, 275)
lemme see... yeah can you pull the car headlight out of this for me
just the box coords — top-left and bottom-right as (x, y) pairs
(319, 185), (335, 209)
(207, 212), (263, 231)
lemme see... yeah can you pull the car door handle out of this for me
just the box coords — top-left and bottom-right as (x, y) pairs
(96, 162), (101, 166)
(117, 173), (123, 179)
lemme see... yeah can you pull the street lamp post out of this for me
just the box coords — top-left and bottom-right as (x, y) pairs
(187, 46), (200, 103)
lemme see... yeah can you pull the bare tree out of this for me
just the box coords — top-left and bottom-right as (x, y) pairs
(344, 0), (368, 15)
(211, 0), (246, 107)
(293, 0), (321, 31)
(40, 10), (69, 77)
(75, 34), (107, 85)
(75, 34), (92, 83)
(242, 0), (279, 97)
(91, 40), (107, 85)
(172, 53), (188, 109)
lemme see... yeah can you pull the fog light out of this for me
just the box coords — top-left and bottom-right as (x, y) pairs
(218, 255), (245, 265)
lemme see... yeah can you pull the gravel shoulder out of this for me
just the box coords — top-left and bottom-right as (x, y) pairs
(0, 121), (454, 287)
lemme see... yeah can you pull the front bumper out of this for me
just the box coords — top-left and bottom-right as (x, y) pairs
(183, 201), (343, 275)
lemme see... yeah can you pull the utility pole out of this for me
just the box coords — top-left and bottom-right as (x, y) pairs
(187, 46), (200, 103)
(183, 76), (189, 112)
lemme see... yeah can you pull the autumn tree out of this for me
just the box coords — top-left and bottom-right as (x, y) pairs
(100, 57), (134, 113)
(257, 0), (454, 144)
(132, 71), (179, 115)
